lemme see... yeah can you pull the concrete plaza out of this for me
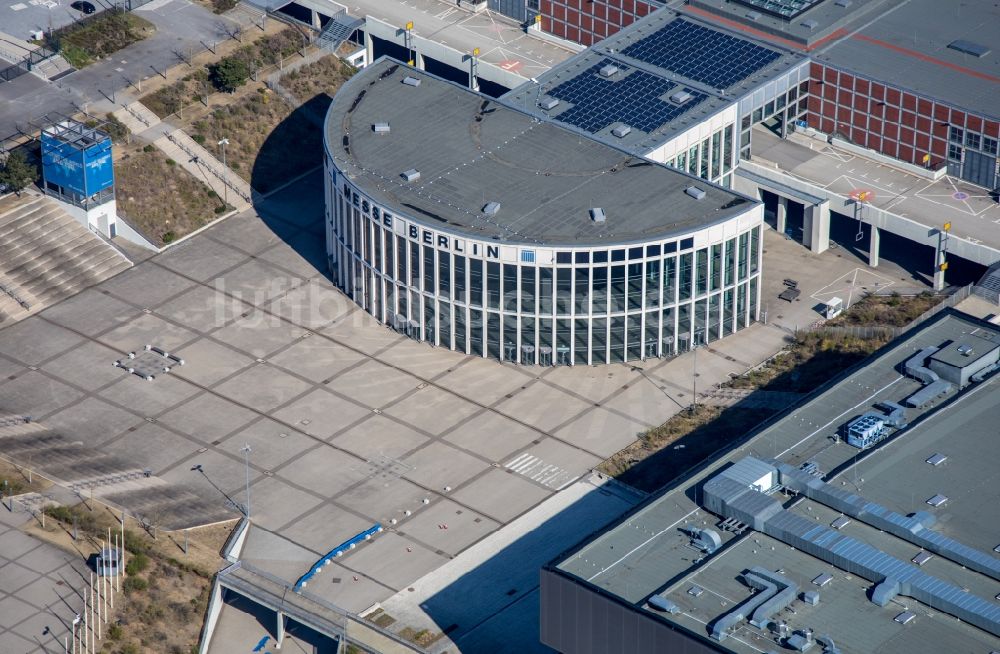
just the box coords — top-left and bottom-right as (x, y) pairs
(0, 162), (924, 653)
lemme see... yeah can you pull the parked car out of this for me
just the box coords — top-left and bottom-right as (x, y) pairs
(70, 0), (96, 14)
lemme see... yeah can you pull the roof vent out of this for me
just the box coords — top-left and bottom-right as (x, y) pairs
(402, 76), (421, 87)
(835, 0), (852, 6)
(482, 201), (501, 216)
(957, 344), (974, 356)
(685, 186), (707, 200)
(801, 18), (819, 30)
(912, 551), (933, 566)
(894, 611), (916, 625)
(373, 122), (390, 134)
(599, 63), (619, 78)
(926, 494), (947, 507)
(670, 90), (693, 104)
(401, 169), (421, 182)
(611, 124), (632, 138)
(590, 207), (606, 223)
(746, 10), (761, 20)
(948, 40), (990, 58)
(539, 96), (560, 110)
(925, 453), (947, 466)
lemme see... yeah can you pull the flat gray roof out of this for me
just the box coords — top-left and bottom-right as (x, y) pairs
(552, 310), (1000, 653)
(814, 0), (1000, 120)
(326, 58), (755, 246)
(501, 9), (806, 151)
(687, 0), (895, 47)
(928, 333), (1000, 369)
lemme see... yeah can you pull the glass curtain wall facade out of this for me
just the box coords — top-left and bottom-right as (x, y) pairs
(328, 173), (762, 366)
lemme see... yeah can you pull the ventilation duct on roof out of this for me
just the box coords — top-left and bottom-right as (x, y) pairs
(685, 186), (706, 200)
(402, 76), (421, 87)
(539, 96), (560, 110)
(801, 18), (819, 30)
(482, 201), (501, 216)
(401, 169), (420, 182)
(611, 124), (631, 138)
(746, 10), (761, 20)
(373, 122), (390, 134)
(590, 207), (606, 223)
(599, 63), (619, 77)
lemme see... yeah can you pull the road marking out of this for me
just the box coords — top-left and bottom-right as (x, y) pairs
(504, 452), (578, 490)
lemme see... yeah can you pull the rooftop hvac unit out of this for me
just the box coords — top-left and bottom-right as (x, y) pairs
(599, 63), (619, 78)
(590, 207), (606, 223)
(801, 19), (819, 30)
(539, 96), (560, 110)
(685, 186), (706, 200)
(373, 122), (390, 134)
(401, 169), (421, 182)
(482, 201), (501, 216)
(402, 76), (421, 87)
(611, 124), (631, 138)
(746, 10), (761, 20)
(670, 90), (693, 104)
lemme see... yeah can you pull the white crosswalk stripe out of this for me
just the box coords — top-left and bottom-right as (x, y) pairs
(504, 452), (579, 490)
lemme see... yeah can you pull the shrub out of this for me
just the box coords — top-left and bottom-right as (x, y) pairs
(102, 113), (130, 143)
(162, 230), (176, 243)
(121, 643), (139, 654)
(211, 0), (237, 12)
(107, 623), (123, 641)
(123, 530), (150, 555)
(165, 158), (176, 166)
(125, 551), (149, 575)
(123, 576), (147, 594)
(142, 144), (154, 153)
(214, 205), (228, 214)
(209, 56), (251, 92)
(191, 134), (206, 144)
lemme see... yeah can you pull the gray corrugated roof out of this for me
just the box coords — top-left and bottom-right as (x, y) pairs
(326, 58), (755, 246)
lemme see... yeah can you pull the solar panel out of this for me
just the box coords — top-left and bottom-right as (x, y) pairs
(620, 19), (783, 90)
(545, 59), (706, 135)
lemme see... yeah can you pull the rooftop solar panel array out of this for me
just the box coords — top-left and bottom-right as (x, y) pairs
(620, 19), (783, 90)
(545, 59), (706, 134)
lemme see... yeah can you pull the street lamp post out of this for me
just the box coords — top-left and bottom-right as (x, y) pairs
(240, 443), (252, 521)
(217, 138), (229, 207)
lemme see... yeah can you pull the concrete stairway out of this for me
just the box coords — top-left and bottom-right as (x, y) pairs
(0, 194), (132, 324)
(153, 129), (254, 210)
(0, 415), (236, 530)
(111, 101), (161, 135)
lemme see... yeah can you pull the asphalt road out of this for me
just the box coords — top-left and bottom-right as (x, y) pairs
(0, 0), (237, 141)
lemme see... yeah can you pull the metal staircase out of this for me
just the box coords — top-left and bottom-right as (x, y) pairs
(317, 10), (364, 54)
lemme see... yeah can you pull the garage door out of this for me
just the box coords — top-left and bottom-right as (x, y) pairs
(489, 0), (526, 22)
(962, 149), (997, 189)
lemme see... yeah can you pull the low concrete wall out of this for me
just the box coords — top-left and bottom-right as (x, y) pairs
(364, 15), (527, 90)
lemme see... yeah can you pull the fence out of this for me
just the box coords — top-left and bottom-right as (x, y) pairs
(808, 284), (974, 338)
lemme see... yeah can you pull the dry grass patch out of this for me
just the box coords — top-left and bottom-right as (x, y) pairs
(0, 458), (52, 496)
(141, 69), (211, 119)
(281, 54), (356, 103)
(24, 503), (233, 654)
(48, 10), (155, 68)
(115, 144), (231, 246)
(826, 291), (941, 327)
(184, 89), (323, 193)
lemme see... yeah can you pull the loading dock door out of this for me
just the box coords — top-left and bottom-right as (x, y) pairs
(962, 150), (997, 189)
(488, 0), (526, 22)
